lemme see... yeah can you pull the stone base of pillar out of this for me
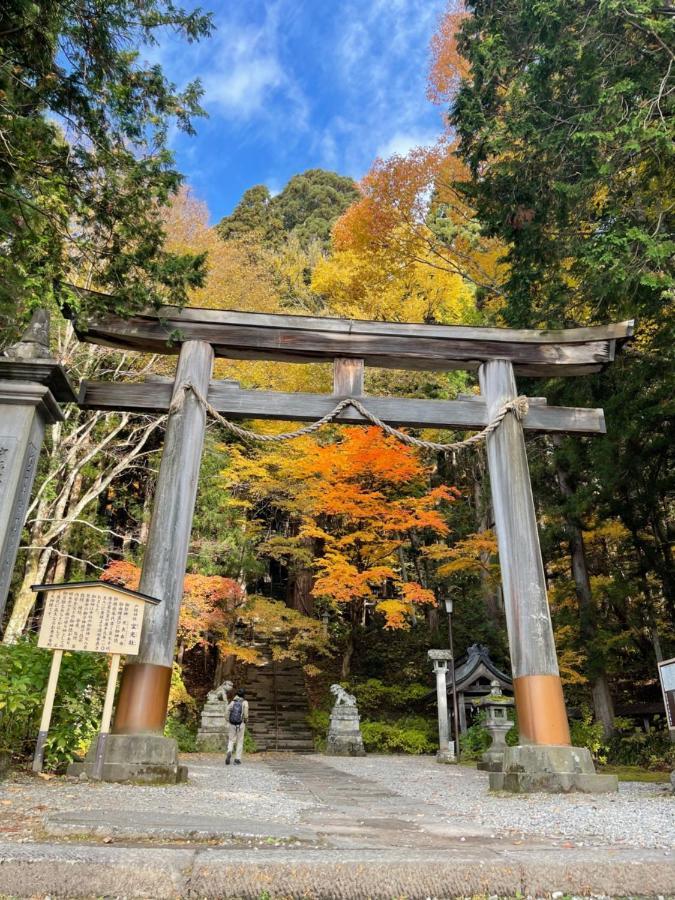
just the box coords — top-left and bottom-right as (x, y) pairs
(436, 745), (456, 764)
(326, 706), (365, 756)
(68, 734), (187, 784)
(489, 745), (618, 793)
(477, 749), (505, 772)
(196, 732), (228, 752)
(195, 695), (229, 752)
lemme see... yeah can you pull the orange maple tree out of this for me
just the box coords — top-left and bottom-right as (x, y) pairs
(427, 4), (469, 106)
(101, 560), (244, 652)
(325, 140), (505, 306)
(223, 428), (459, 635)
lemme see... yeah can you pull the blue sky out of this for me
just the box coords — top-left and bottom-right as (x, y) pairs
(151, 0), (449, 223)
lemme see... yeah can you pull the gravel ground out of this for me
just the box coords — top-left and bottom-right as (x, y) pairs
(0, 753), (314, 842)
(318, 755), (675, 851)
(1, 753), (672, 854)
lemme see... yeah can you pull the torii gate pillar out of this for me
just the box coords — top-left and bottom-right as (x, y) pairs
(75, 341), (213, 783)
(480, 360), (616, 792)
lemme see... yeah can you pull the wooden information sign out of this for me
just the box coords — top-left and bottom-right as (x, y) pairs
(31, 581), (160, 776)
(658, 657), (675, 737)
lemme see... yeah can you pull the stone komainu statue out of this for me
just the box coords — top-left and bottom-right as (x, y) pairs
(207, 680), (233, 703)
(330, 683), (357, 707)
(327, 684), (364, 755)
(196, 680), (234, 751)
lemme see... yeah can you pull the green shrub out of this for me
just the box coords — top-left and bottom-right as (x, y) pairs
(570, 706), (608, 764)
(0, 638), (108, 771)
(459, 713), (518, 760)
(606, 716), (675, 770)
(163, 664), (199, 751)
(307, 709), (330, 751)
(164, 715), (197, 752)
(459, 720), (491, 759)
(244, 729), (258, 754)
(346, 679), (429, 719)
(360, 717), (436, 754)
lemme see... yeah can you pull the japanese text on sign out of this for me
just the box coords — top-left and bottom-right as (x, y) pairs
(37, 586), (144, 654)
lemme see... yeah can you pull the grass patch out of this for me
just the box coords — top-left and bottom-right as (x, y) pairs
(598, 764), (672, 783)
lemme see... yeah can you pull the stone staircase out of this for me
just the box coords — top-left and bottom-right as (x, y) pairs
(243, 659), (315, 753)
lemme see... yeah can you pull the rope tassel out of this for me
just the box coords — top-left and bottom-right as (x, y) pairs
(168, 382), (529, 454)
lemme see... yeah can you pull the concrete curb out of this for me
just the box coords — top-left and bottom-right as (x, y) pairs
(0, 842), (674, 899)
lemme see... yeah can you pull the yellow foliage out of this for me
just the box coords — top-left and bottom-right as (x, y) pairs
(312, 240), (478, 325)
(425, 531), (499, 585)
(583, 520), (630, 546)
(375, 599), (411, 630)
(217, 640), (264, 666)
(554, 625), (588, 685)
(168, 663), (195, 712)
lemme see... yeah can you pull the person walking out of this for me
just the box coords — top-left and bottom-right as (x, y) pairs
(225, 688), (248, 765)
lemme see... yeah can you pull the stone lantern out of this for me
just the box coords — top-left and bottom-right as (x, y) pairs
(475, 680), (515, 772)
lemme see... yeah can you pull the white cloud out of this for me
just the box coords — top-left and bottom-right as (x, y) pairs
(265, 178), (282, 197)
(376, 130), (439, 159)
(202, 11), (285, 119)
(145, 0), (450, 198)
(318, 0), (447, 175)
(148, 2), (309, 127)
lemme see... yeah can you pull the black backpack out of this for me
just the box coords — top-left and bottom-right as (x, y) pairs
(229, 698), (244, 725)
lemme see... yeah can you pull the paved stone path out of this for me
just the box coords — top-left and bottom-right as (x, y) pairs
(0, 753), (673, 898)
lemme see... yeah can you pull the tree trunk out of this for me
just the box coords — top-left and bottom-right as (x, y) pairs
(591, 674), (615, 736)
(340, 634), (354, 679)
(554, 439), (615, 736)
(427, 603), (440, 634)
(3, 548), (52, 643)
(289, 537), (315, 616)
(53, 551), (68, 583)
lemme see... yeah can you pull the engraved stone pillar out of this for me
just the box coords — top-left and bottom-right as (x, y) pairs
(429, 650), (455, 763)
(0, 311), (76, 623)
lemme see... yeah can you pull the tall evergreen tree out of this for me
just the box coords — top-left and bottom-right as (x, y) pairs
(217, 169), (359, 249)
(0, 0), (212, 329)
(451, 0), (673, 330)
(449, 1), (675, 706)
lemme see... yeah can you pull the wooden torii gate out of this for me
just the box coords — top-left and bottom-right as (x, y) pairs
(73, 303), (632, 789)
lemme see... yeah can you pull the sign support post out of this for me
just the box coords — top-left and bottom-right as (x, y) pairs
(32, 648), (63, 773)
(92, 653), (121, 780)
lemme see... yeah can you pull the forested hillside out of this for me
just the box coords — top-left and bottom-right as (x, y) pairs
(0, 0), (672, 768)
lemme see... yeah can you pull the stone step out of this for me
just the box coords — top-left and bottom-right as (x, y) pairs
(230, 657), (315, 753)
